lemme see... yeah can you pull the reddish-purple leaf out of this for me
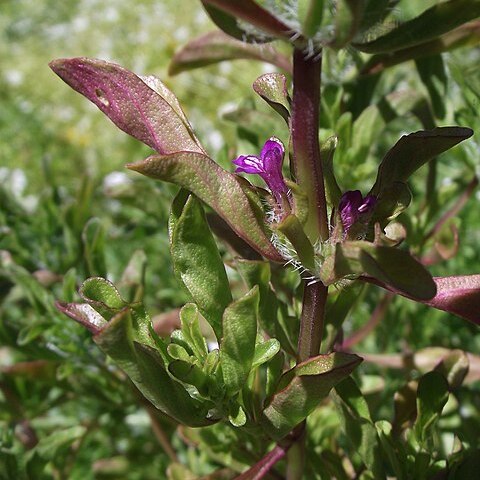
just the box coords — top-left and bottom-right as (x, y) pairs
(55, 301), (106, 334)
(49, 57), (205, 155)
(169, 31), (291, 76)
(201, 0), (301, 43)
(363, 275), (480, 325)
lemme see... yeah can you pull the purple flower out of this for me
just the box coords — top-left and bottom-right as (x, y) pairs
(233, 137), (288, 202)
(339, 190), (376, 235)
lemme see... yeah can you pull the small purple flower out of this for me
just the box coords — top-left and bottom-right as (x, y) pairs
(233, 137), (288, 202)
(339, 190), (376, 235)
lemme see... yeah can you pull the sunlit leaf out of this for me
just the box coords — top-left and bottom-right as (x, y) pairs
(49, 57), (205, 155)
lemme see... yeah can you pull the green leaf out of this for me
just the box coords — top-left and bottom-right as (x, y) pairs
(128, 151), (283, 262)
(358, 0), (391, 34)
(370, 127), (473, 196)
(434, 349), (469, 390)
(334, 377), (385, 479)
(321, 136), (342, 207)
(415, 55), (447, 119)
(236, 259), (277, 338)
(26, 426), (87, 476)
(320, 241), (436, 300)
(252, 339), (281, 369)
(49, 57), (205, 155)
(371, 182), (412, 224)
(261, 352), (362, 440)
(220, 286), (259, 396)
(414, 371), (449, 444)
(82, 217), (106, 278)
(170, 194), (232, 338)
(179, 304), (208, 361)
(331, 0), (366, 49)
(169, 31), (291, 75)
(228, 403), (247, 427)
(362, 21), (480, 75)
(375, 421), (408, 480)
(275, 214), (315, 272)
(80, 277), (125, 309)
(253, 73), (291, 123)
(353, 0), (480, 54)
(323, 283), (364, 353)
(168, 360), (210, 396)
(94, 309), (214, 426)
(297, 0), (325, 38)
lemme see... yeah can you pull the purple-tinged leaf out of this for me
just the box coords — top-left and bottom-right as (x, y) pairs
(127, 151), (284, 262)
(169, 31), (291, 76)
(201, 0), (303, 44)
(363, 275), (480, 326)
(261, 352), (362, 440)
(49, 57), (205, 155)
(253, 73), (291, 123)
(201, 2), (265, 43)
(370, 127), (473, 197)
(55, 301), (106, 335)
(353, 0), (480, 54)
(426, 276), (480, 325)
(320, 241), (436, 301)
(362, 21), (480, 76)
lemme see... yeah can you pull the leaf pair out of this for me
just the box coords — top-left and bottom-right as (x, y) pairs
(50, 57), (283, 262)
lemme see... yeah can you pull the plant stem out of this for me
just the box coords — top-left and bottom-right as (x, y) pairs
(291, 48), (328, 242)
(288, 47), (329, 479)
(297, 282), (328, 362)
(341, 292), (394, 350)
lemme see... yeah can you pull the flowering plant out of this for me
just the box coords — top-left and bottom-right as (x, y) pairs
(45, 1), (480, 478)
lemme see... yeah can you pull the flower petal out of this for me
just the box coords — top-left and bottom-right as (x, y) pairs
(233, 155), (264, 174)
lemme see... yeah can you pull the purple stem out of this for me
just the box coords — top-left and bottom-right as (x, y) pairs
(291, 49), (328, 241)
(341, 292), (394, 350)
(298, 282), (328, 362)
(290, 48), (329, 363)
(235, 444), (290, 480)
(424, 176), (478, 240)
